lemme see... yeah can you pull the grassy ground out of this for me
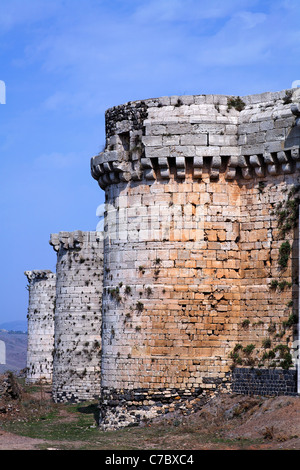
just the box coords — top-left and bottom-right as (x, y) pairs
(0, 375), (299, 450)
(1, 400), (262, 450)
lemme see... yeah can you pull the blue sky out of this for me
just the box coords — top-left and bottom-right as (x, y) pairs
(0, 0), (299, 326)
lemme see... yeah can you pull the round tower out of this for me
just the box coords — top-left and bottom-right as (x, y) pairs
(50, 230), (103, 403)
(24, 270), (56, 384)
(91, 90), (300, 429)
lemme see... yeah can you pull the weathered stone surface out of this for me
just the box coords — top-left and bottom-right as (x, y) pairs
(91, 89), (300, 429)
(24, 270), (56, 384)
(25, 89), (300, 430)
(49, 231), (104, 403)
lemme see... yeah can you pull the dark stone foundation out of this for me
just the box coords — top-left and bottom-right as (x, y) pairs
(232, 367), (297, 396)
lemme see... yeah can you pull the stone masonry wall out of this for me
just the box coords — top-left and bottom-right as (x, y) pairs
(91, 88), (300, 429)
(50, 230), (103, 403)
(24, 270), (56, 384)
(236, 177), (298, 369)
(235, 92), (299, 371)
(232, 368), (297, 396)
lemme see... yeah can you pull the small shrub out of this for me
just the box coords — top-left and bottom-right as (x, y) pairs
(154, 269), (160, 279)
(268, 323), (276, 333)
(227, 96), (245, 111)
(283, 90), (293, 104)
(275, 186), (300, 238)
(229, 344), (243, 365)
(262, 350), (275, 361)
(109, 287), (121, 302)
(270, 279), (278, 289)
(229, 351), (242, 365)
(267, 350), (275, 359)
(262, 338), (271, 349)
(136, 301), (144, 312)
(274, 344), (293, 368)
(280, 352), (293, 370)
(278, 280), (292, 291)
(278, 241), (291, 268)
(145, 286), (152, 296)
(283, 313), (298, 328)
(174, 98), (183, 107)
(243, 344), (255, 355)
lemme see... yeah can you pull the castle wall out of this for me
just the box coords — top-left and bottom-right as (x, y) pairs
(237, 177), (298, 369)
(236, 94), (300, 369)
(50, 230), (103, 403)
(232, 367), (297, 395)
(91, 89), (299, 429)
(24, 270), (56, 384)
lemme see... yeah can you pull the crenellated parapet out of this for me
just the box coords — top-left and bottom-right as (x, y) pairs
(49, 230), (85, 253)
(24, 269), (55, 282)
(91, 89), (300, 189)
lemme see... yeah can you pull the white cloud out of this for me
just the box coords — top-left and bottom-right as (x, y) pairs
(3, 0), (300, 112)
(234, 11), (267, 29)
(0, 0), (62, 32)
(20, 1), (296, 76)
(133, 0), (259, 23)
(190, 11), (270, 67)
(43, 91), (68, 111)
(42, 89), (105, 117)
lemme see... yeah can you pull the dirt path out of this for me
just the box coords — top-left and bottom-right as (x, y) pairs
(0, 430), (49, 450)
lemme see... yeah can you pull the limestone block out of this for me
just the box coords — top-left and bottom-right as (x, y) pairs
(146, 146), (170, 159)
(162, 135), (180, 146)
(142, 135), (163, 147)
(180, 134), (207, 146)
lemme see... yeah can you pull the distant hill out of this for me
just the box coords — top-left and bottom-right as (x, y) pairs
(0, 321), (27, 333)
(0, 331), (27, 374)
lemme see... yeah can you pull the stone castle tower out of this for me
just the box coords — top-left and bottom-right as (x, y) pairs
(26, 88), (299, 429)
(49, 230), (103, 403)
(25, 270), (56, 383)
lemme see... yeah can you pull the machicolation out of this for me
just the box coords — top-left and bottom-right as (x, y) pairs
(25, 89), (300, 429)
